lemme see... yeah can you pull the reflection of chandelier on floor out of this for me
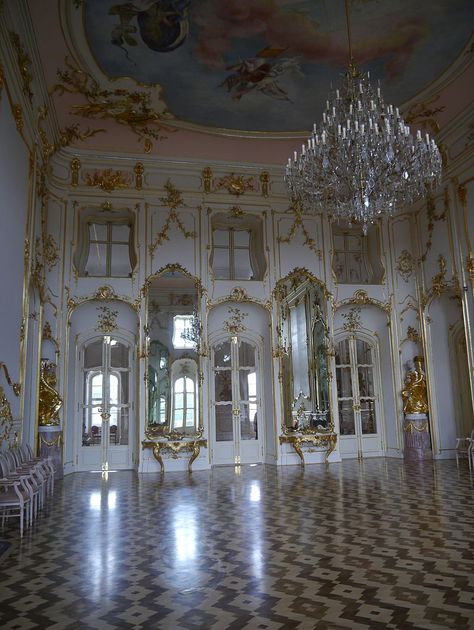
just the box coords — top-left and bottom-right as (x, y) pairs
(285, 0), (442, 234)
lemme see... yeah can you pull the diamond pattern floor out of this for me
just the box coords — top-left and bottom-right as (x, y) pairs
(0, 459), (474, 629)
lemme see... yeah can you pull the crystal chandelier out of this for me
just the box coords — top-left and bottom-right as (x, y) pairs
(285, 1), (442, 234)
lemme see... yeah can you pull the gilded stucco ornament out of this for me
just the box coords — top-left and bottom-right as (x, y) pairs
(406, 326), (421, 344)
(467, 253), (474, 284)
(12, 104), (23, 134)
(43, 234), (59, 269)
(66, 285), (140, 314)
(223, 308), (248, 334)
(404, 94), (445, 134)
(70, 157), (81, 186)
(208, 287), (271, 312)
(0, 385), (13, 446)
(278, 200), (322, 258)
(134, 162), (144, 190)
(9, 31), (33, 103)
(37, 106), (103, 165)
(149, 180), (196, 254)
(0, 362), (21, 397)
(215, 173), (256, 196)
(96, 306), (119, 333)
(201, 167), (213, 194)
(38, 360), (62, 427)
(341, 307), (362, 332)
(396, 250), (415, 282)
(419, 189), (448, 263)
(83, 168), (132, 193)
(51, 56), (175, 151)
(141, 264), (204, 299)
(259, 171), (270, 197)
(336, 289), (391, 315)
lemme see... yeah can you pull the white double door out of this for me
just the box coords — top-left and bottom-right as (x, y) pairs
(77, 334), (134, 471)
(335, 336), (384, 458)
(212, 336), (262, 465)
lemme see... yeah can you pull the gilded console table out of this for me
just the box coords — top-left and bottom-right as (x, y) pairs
(142, 439), (207, 473)
(279, 433), (337, 466)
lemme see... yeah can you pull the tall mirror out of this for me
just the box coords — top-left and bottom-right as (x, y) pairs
(275, 269), (332, 433)
(145, 266), (202, 438)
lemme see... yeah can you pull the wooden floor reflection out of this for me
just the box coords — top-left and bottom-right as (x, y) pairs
(1, 458), (474, 629)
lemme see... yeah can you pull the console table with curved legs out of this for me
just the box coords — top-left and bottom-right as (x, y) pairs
(279, 433), (337, 466)
(142, 439), (208, 473)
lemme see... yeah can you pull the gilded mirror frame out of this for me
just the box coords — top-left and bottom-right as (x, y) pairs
(273, 267), (334, 435)
(143, 263), (204, 440)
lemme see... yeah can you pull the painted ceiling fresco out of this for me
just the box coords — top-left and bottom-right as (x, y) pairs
(81, 0), (473, 133)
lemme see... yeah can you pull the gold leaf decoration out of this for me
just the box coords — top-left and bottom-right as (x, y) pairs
(396, 250), (415, 282)
(223, 308), (248, 334)
(149, 180), (196, 254)
(51, 56), (176, 151)
(96, 305), (119, 333)
(215, 173), (256, 196)
(9, 31), (33, 103)
(83, 168), (132, 193)
(342, 307), (362, 332)
(278, 200), (322, 258)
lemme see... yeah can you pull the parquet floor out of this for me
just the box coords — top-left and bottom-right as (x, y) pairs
(0, 458), (473, 629)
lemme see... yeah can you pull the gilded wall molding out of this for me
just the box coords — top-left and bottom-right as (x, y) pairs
(273, 267), (329, 301)
(0, 362), (21, 397)
(457, 181), (474, 284)
(9, 31), (33, 104)
(336, 289), (391, 315)
(0, 385), (13, 446)
(66, 285), (140, 314)
(141, 264), (204, 299)
(207, 287), (272, 312)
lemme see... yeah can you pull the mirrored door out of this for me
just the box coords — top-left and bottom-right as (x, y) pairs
(335, 337), (383, 458)
(78, 335), (133, 471)
(212, 337), (262, 465)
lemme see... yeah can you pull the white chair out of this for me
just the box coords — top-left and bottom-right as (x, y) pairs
(455, 428), (474, 470)
(0, 456), (32, 536)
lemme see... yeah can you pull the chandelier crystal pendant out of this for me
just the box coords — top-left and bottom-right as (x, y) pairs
(180, 309), (202, 348)
(285, 1), (442, 234)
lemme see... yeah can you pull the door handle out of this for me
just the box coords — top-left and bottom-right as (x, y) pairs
(98, 408), (111, 420)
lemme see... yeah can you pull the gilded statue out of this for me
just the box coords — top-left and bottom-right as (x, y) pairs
(38, 361), (62, 426)
(401, 356), (429, 414)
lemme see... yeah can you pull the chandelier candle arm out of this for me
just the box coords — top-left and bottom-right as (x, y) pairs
(285, 4), (442, 234)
